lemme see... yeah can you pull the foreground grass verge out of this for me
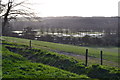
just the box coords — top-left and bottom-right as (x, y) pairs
(0, 43), (2, 79)
(2, 40), (120, 80)
(2, 45), (89, 79)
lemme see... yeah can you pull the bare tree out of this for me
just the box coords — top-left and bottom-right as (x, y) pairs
(1, 0), (39, 35)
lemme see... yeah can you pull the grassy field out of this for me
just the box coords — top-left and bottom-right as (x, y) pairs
(2, 36), (118, 63)
(2, 40), (120, 79)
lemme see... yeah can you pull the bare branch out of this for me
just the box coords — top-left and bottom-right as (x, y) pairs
(20, 4), (33, 10)
(12, 1), (26, 8)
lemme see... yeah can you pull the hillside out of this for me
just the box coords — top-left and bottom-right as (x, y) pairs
(1, 36), (120, 80)
(2, 44), (88, 79)
(3, 36), (119, 67)
(11, 17), (118, 32)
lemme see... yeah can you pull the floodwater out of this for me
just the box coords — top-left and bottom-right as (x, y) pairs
(12, 30), (104, 38)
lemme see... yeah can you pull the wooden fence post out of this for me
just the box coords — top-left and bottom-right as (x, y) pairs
(100, 50), (103, 65)
(85, 49), (88, 66)
(29, 40), (32, 49)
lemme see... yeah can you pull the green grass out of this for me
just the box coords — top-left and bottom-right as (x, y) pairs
(2, 36), (118, 63)
(3, 41), (87, 75)
(2, 38), (120, 80)
(2, 46), (89, 79)
(0, 39), (2, 79)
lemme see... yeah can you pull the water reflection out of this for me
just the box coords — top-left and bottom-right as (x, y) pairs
(12, 30), (105, 38)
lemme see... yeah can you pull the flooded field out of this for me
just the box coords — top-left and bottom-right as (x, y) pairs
(12, 30), (105, 38)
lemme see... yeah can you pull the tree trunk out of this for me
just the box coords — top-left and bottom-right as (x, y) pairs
(2, 1), (12, 35)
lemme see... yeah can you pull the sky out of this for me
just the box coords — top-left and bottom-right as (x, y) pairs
(2, 0), (120, 17)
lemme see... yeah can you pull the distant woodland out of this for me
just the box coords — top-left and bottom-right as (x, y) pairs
(9, 17), (118, 32)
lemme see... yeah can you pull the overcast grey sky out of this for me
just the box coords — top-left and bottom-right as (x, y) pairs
(2, 0), (119, 17)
